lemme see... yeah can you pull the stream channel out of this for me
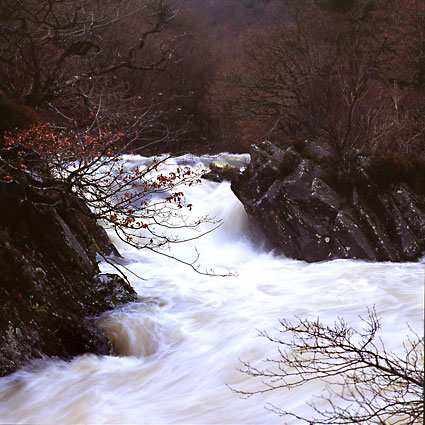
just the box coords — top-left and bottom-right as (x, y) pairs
(0, 153), (423, 424)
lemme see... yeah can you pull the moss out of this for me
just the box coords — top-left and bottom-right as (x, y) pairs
(271, 138), (322, 164)
(291, 140), (321, 163)
(320, 165), (369, 198)
(291, 139), (307, 153)
(0, 227), (11, 243)
(29, 298), (48, 314)
(0, 242), (27, 287)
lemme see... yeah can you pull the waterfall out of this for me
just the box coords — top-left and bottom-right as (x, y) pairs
(0, 154), (423, 424)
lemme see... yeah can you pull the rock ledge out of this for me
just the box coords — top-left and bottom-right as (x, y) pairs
(231, 141), (425, 262)
(0, 167), (136, 377)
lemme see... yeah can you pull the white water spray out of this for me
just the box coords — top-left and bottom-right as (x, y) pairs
(0, 154), (423, 424)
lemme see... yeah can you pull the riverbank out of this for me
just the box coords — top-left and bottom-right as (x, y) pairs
(0, 162), (136, 377)
(0, 154), (422, 423)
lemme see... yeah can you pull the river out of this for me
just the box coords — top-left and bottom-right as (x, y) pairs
(0, 153), (423, 424)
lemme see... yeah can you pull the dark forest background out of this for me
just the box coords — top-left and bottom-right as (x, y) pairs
(1, 0), (424, 162)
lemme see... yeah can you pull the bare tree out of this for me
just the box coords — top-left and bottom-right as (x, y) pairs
(235, 309), (424, 424)
(212, 0), (425, 162)
(0, 0), (180, 107)
(0, 0), (224, 154)
(0, 0), (235, 279)
(0, 107), (230, 277)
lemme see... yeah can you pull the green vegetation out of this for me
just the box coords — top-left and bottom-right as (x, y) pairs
(29, 298), (48, 314)
(0, 227), (11, 243)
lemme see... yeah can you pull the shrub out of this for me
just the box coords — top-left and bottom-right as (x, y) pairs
(368, 153), (425, 195)
(0, 93), (38, 134)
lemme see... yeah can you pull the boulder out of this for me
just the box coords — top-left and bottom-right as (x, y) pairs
(0, 165), (136, 377)
(231, 141), (425, 262)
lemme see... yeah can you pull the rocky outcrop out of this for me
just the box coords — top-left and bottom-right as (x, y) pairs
(0, 166), (136, 377)
(231, 141), (425, 262)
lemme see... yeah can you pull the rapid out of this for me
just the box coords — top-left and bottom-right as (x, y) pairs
(0, 153), (423, 424)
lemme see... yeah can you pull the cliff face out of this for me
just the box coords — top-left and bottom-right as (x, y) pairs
(231, 141), (425, 262)
(0, 163), (136, 377)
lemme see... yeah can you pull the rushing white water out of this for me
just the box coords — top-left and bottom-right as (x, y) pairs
(0, 154), (423, 424)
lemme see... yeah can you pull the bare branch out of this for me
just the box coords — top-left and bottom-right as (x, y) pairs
(233, 309), (424, 424)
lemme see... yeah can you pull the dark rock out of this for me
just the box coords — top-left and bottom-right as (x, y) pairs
(0, 166), (136, 377)
(231, 141), (425, 262)
(59, 193), (121, 258)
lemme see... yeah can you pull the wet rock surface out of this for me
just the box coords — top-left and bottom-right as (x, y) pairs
(0, 168), (136, 377)
(231, 141), (425, 262)
(202, 163), (241, 183)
